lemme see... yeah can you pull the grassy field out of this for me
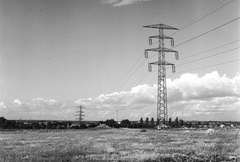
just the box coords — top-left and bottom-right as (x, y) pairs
(0, 128), (239, 162)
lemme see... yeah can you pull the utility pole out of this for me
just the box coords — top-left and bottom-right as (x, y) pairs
(143, 24), (179, 124)
(76, 105), (84, 125)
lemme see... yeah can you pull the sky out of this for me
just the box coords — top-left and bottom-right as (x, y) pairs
(0, 0), (239, 121)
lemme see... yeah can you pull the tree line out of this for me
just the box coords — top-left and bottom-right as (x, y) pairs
(0, 116), (184, 129)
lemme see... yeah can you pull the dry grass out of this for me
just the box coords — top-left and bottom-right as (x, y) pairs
(0, 128), (239, 161)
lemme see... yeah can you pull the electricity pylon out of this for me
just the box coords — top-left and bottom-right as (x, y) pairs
(143, 24), (179, 124)
(76, 105), (84, 125)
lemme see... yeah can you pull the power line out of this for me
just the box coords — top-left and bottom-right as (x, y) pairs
(151, 0), (235, 45)
(172, 40), (239, 66)
(121, 29), (239, 92)
(144, 0), (174, 25)
(147, 46), (239, 82)
(174, 17), (240, 48)
(148, 58), (240, 83)
(109, 0), (174, 93)
(176, 58), (240, 74)
(109, 54), (143, 92)
(110, 38), (165, 93)
(110, 16), (239, 94)
(170, 0), (235, 36)
(115, 59), (147, 92)
(127, 66), (173, 89)
(118, 56), (238, 106)
(151, 46), (240, 69)
(112, 18), (239, 92)
(176, 47), (240, 66)
(126, 71), (149, 91)
(142, 39), (239, 89)
(180, 40), (240, 60)
(151, 40), (240, 61)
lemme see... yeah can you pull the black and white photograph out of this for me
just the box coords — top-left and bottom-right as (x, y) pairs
(0, 0), (239, 161)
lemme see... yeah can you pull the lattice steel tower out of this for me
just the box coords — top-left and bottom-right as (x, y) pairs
(143, 24), (179, 123)
(76, 105), (84, 125)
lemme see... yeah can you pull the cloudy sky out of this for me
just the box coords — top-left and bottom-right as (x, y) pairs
(0, 0), (239, 121)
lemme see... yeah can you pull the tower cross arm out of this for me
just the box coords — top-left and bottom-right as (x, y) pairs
(149, 35), (173, 39)
(143, 24), (178, 30)
(145, 47), (177, 53)
(149, 61), (174, 66)
(76, 111), (84, 113)
(76, 106), (85, 108)
(149, 61), (176, 73)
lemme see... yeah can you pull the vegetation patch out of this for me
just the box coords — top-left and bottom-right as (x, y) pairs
(0, 128), (239, 161)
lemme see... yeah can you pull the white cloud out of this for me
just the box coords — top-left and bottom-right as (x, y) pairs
(75, 84), (156, 112)
(1, 71), (239, 121)
(167, 71), (240, 101)
(1, 99), (75, 120)
(0, 102), (7, 112)
(77, 71), (240, 121)
(0, 102), (6, 108)
(13, 99), (23, 105)
(167, 71), (240, 120)
(103, 0), (151, 7)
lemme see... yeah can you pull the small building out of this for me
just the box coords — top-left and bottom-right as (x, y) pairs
(156, 124), (169, 129)
(220, 124), (225, 128)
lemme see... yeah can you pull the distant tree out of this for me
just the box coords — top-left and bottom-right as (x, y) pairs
(140, 118), (143, 128)
(105, 119), (117, 128)
(56, 123), (61, 129)
(205, 121), (209, 127)
(68, 122), (72, 128)
(40, 122), (47, 129)
(4, 121), (10, 129)
(175, 117), (179, 127)
(179, 119), (184, 127)
(87, 123), (98, 128)
(0, 117), (6, 124)
(163, 118), (166, 124)
(150, 117), (154, 128)
(80, 123), (87, 129)
(0, 117), (7, 129)
(5, 120), (16, 129)
(168, 118), (172, 127)
(156, 118), (160, 125)
(47, 122), (52, 129)
(11, 120), (16, 129)
(145, 117), (149, 127)
(186, 122), (192, 128)
(16, 121), (24, 129)
(50, 122), (58, 129)
(132, 122), (138, 128)
(31, 122), (40, 129)
(120, 119), (131, 128)
(61, 122), (68, 129)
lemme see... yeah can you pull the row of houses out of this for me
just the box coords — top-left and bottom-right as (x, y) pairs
(185, 121), (238, 128)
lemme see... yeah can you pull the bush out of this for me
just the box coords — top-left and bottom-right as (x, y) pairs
(120, 119), (131, 128)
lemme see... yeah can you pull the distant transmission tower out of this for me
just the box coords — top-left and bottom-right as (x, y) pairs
(76, 105), (84, 125)
(143, 24), (179, 124)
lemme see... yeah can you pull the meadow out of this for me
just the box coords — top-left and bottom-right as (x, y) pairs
(0, 128), (239, 162)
